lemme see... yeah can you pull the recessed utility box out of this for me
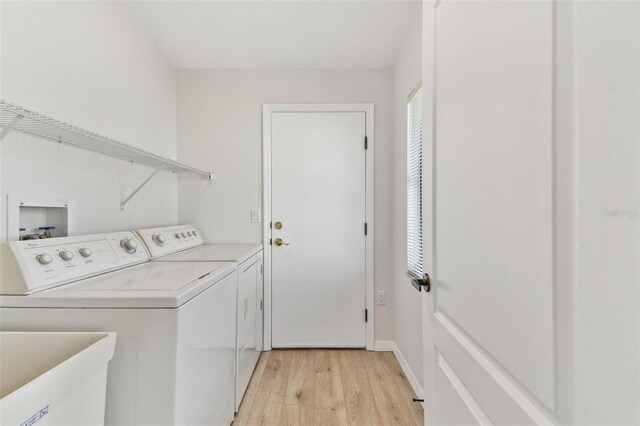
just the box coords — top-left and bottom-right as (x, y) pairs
(7, 194), (76, 242)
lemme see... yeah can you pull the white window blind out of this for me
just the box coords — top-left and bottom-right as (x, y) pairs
(407, 85), (423, 279)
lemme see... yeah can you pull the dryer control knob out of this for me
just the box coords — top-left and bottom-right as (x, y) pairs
(181, 232), (187, 238)
(153, 234), (166, 246)
(192, 230), (198, 236)
(36, 254), (53, 265)
(120, 238), (138, 253)
(175, 233), (182, 239)
(79, 248), (92, 258)
(59, 250), (74, 261)
(187, 232), (193, 237)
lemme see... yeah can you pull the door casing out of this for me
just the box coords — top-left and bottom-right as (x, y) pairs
(262, 103), (375, 351)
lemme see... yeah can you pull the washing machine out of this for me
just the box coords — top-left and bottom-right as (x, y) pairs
(134, 225), (263, 411)
(0, 231), (237, 425)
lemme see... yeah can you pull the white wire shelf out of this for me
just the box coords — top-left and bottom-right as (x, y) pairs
(0, 100), (215, 210)
(0, 100), (214, 178)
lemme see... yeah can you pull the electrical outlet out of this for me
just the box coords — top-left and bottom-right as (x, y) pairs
(376, 290), (386, 305)
(251, 209), (261, 223)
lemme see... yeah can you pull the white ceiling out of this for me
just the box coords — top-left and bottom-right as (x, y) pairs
(124, 1), (420, 69)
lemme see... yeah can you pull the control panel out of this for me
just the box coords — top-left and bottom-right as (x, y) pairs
(134, 225), (204, 259)
(0, 231), (149, 295)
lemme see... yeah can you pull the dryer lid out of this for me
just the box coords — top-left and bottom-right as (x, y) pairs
(158, 244), (262, 263)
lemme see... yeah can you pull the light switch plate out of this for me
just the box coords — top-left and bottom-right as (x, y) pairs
(376, 290), (386, 305)
(251, 209), (261, 223)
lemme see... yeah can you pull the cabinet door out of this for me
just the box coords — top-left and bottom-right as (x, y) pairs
(256, 257), (264, 351)
(237, 260), (258, 348)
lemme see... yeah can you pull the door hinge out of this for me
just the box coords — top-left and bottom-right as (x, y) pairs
(269, 222), (272, 229)
(364, 223), (368, 235)
(269, 238), (272, 245)
(364, 136), (368, 150)
(260, 300), (263, 311)
(365, 308), (368, 322)
(260, 264), (263, 274)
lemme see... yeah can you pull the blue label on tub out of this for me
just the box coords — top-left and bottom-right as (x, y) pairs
(20, 405), (48, 426)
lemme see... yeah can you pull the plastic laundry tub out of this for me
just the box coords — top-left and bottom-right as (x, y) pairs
(0, 332), (116, 426)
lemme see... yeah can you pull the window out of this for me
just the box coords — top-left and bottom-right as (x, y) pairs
(407, 85), (423, 279)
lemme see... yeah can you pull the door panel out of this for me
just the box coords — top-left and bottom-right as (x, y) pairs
(255, 257), (264, 352)
(423, 1), (640, 424)
(271, 112), (366, 347)
(236, 258), (260, 411)
(435, 0), (554, 408)
(435, 353), (484, 426)
(237, 259), (258, 351)
(423, 0), (556, 423)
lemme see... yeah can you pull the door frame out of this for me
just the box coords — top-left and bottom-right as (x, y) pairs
(262, 103), (375, 351)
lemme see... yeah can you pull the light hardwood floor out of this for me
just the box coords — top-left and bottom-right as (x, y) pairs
(234, 349), (424, 426)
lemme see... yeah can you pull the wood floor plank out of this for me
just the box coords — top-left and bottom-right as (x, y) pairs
(360, 351), (417, 425)
(314, 350), (348, 425)
(338, 350), (383, 426)
(376, 404), (414, 425)
(382, 351), (424, 425)
(315, 349), (332, 373)
(235, 351), (269, 425)
(236, 349), (423, 426)
(285, 350), (317, 405)
(314, 406), (349, 426)
(246, 350), (293, 425)
(281, 404), (314, 426)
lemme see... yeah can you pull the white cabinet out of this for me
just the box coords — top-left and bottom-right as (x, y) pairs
(235, 251), (263, 412)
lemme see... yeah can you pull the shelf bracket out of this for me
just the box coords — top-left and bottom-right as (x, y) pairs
(120, 165), (165, 211)
(0, 114), (24, 140)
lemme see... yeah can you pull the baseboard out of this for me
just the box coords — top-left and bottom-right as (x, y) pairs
(374, 340), (424, 404)
(374, 340), (395, 351)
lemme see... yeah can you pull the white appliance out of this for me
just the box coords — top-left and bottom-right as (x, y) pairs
(0, 231), (237, 426)
(1, 332), (116, 426)
(134, 225), (263, 412)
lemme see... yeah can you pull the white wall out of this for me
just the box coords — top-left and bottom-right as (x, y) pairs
(391, 12), (423, 388)
(0, 1), (179, 239)
(176, 69), (394, 339)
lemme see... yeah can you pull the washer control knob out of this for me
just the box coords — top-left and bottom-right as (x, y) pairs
(192, 230), (198, 236)
(120, 238), (138, 253)
(79, 248), (92, 258)
(59, 250), (74, 261)
(36, 254), (53, 265)
(187, 232), (193, 237)
(175, 233), (182, 239)
(153, 234), (166, 246)
(181, 232), (187, 238)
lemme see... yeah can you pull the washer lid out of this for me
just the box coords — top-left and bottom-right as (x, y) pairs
(0, 261), (237, 309)
(157, 244), (262, 263)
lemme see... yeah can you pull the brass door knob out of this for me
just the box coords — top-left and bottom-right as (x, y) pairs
(274, 238), (289, 246)
(274, 222), (283, 229)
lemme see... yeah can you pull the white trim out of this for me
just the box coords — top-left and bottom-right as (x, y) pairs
(434, 312), (554, 426)
(262, 104), (375, 351)
(375, 340), (424, 406)
(374, 340), (395, 351)
(273, 344), (366, 349)
(438, 353), (492, 426)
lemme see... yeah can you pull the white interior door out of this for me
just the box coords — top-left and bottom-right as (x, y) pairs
(270, 111), (367, 347)
(425, 1), (556, 422)
(422, 1), (640, 425)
